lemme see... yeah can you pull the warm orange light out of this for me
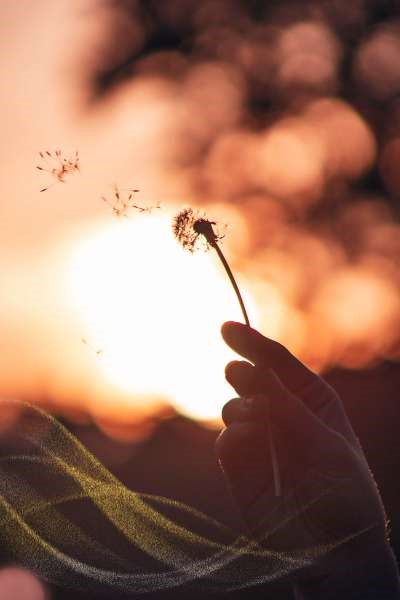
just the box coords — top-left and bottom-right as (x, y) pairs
(65, 212), (257, 421)
(311, 267), (400, 367)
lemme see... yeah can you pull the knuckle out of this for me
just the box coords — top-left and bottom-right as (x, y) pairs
(259, 335), (286, 357)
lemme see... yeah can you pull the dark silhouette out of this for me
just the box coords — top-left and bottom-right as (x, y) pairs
(217, 321), (400, 599)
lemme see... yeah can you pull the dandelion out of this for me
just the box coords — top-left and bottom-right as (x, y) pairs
(172, 207), (281, 496)
(101, 185), (160, 218)
(36, 150), (80, 192)
(172, 208), (249, 325)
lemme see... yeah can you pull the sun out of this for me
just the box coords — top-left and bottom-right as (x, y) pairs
(65, 211), (257, 421)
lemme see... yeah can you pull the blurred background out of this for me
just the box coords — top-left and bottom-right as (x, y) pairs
(0, 0), (399, 598)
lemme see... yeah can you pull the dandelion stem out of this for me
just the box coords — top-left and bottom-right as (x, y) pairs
(209, 240), (250, 327)
(214, 241), (281, 497)
(175, 209), (280, 496)
(267, 418), (282, 497)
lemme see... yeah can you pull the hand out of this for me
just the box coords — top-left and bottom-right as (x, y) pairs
(216, 322), (400, 596)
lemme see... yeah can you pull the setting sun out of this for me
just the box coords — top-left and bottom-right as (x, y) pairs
(65, 212), (256, 421)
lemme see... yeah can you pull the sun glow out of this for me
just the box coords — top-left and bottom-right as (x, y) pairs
(65, 213), (256, 421)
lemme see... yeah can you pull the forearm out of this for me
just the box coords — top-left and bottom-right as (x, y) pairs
(293, 539), (400, 600)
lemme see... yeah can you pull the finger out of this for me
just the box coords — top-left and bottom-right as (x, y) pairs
(221, 396), (256, 426)
(222, 361), (318, 435)
(225, 361), (260, 397)
(226, 360), (360, 451)
(225, 360), (283, 405)
(222, 368), (337, 458)
(215, 422), (260, 463)
(222, 322), (316, 390)
(222, 322), (337, 413)
(247, 369), (341, 456)
(215, 422), (273, 508)
(215, 422), (266, 479)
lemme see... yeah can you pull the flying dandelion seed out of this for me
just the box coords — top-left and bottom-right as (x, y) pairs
(81, 337), (104, 358)
(172, 208), (281, 497)
(36, 150), (80, 192)
(101, 185), (160, 218)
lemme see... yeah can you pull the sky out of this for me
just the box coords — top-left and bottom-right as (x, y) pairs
(0, 0), (400, 433)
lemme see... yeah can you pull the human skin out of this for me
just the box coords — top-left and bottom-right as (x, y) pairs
(216, 321), (400, 599)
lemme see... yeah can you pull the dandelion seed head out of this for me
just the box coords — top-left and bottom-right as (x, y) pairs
(172, 208), (224, 252)
(172, 208), (198, 252)
(172, 207), (249, 325)
(193, 218), (218, 244)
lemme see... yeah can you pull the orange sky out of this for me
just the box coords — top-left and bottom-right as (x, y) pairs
(1, 0), (400, 433)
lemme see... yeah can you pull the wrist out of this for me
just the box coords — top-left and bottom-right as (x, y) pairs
(293, 530), (400, 600)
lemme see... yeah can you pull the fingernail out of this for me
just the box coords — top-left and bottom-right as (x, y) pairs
(222, 321), (249, 332)
(225, 360), (243, 370)
(221, 321), (240, 334)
